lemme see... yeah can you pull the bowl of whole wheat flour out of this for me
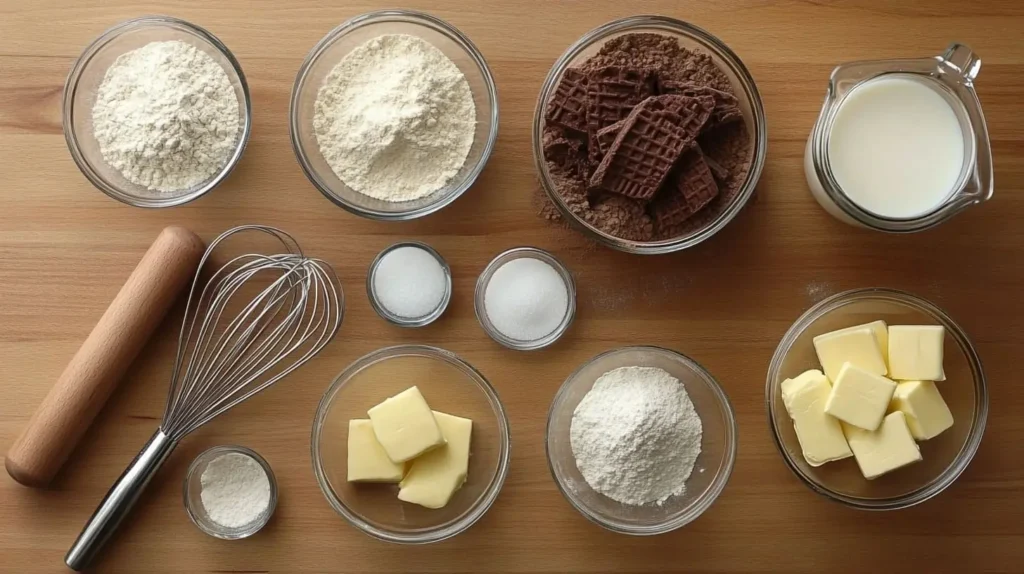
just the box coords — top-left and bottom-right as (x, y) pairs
(290, 10), (499, 221)
(63, 16), (251, 208)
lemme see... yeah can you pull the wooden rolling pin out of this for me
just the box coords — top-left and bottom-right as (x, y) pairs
(5, 226), (205, 488)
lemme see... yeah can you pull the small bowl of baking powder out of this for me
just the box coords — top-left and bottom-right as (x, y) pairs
(290, 10), (498, 221)
(183, 445), (277, 540)
(64, 16), (251, 208)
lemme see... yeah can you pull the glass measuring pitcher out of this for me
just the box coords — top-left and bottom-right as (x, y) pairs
(804, 44), (993, 232)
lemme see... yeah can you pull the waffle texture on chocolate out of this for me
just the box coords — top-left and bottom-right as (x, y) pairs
(659, 80), (742, 129)
(651, 146), (720, 227)
(546, 69), (589, 133)
(589, 95), (713, 200)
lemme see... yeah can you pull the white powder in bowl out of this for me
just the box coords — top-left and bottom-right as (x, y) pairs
(199, 452), (271, 529)
(484, 257), (569, 341)
(92, 40), (240, 193)
(372, 245), (447, 319)
(312, 34), (476, 202)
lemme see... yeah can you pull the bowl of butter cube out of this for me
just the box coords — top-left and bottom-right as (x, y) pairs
(311, 345), (510, 542)
(766, 288), (988, 509)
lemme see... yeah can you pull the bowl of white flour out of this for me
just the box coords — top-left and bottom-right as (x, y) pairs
(63, 16), (251, 208)
(546, 346), (737, 534)
(290, 10), (498, 221)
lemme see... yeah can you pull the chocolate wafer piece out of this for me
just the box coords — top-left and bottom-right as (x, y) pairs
(546, 69), (589, 133)
(595, 119), (625, 158)
(589, 95), (713, 201)
(585, 66), (654, 132)
(659, 80), (742, 129)
(651, 146), (720, 227)
(703, 154), (730, 183)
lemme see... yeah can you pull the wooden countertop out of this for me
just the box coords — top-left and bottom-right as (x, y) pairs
(2, 1), (1022, 572)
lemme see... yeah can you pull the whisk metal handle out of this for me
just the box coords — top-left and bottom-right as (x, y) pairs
(65, 430), (177, 571)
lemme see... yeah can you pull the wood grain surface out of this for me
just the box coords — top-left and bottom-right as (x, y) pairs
(1, 1), (1023, 572)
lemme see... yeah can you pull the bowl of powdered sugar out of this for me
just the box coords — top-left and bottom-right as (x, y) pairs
(63, 16), (250, 208)
(184, 445), (277, 540)
(546, 346), (737, 534)
(290, 10), (498, 220)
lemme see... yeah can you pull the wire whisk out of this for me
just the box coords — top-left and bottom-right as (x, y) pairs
(66, 226), (343, 571)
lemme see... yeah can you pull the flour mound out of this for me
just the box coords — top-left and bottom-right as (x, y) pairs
(570, 366), (703, 506)
(312, 34), (476, 202)
(92, 40), (240, 193)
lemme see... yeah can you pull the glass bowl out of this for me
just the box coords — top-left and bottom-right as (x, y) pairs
(766, 288), (988, 510)
(533, 15), (767, 254)
(367, 241), (453, 327)
(290, 10), (498, 221)
(546, 346), (737, 534)
(474, 247), (577, 351)
(183, 445), (278, 540)
(311, 345), (510, 543)
(63, 16), (251, 208)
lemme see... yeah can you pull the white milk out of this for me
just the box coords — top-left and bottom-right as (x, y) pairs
(825, 74), (965, 218)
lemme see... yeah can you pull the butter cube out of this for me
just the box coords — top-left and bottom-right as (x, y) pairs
(398, 411), (473, 509)
(890, 381), (954, 440)
(347, 419), (405, 482)
(367, 386), (445, 463)
(813, 326), (887, 381)
(888, 325), (945, 381)
(781, 370), (852, 466)
(843, 412), (923, 479)
(825, 363), (897, 431)
(833, 320), (889, 365)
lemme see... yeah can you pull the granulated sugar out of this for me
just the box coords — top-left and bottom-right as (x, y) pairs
(372, 245), (447, 319)
(484, 257), (569, 341)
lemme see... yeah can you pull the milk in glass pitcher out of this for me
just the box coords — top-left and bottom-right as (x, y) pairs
(804, 44), (993, 232)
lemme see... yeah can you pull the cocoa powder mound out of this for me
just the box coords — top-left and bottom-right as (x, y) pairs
(539, 32), (753, 243)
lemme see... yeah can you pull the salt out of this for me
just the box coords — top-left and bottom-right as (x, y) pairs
(484, 257), (569, 341)
(373, 246), (447, 319)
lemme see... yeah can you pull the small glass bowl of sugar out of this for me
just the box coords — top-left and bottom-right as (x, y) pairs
(367, 242), (452, 327)
(183, 445), (277, 540)
(475, 247), (576, 351)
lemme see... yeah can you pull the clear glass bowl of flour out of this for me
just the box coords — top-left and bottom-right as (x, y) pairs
(183, 445), (278, 539)
(312, 345), (511, 543)
(63, 16), (251, 208)
(546, 346), (738, 534)
(290, 10), (499, 221)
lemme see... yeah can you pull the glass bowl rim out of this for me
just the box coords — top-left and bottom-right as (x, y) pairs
(183, 444), (278, 540)
(473, 246), (578, 351)
(765, 287), (989, 510)
(545, 345), (738, 534)
(531, 14), (768, 254)
(288, 9), (499, 221)
(310, 344), (511, 544)
(62, 14), (252, 208)
(366, 241), (453, 327)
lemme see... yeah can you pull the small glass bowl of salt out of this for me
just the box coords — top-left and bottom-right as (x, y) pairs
(474, 247), (576, 351)
(367, 242), (452, 328)
(183, 445), (278, 540)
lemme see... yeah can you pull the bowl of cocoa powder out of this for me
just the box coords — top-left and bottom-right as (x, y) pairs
(534, 16), (766, 253)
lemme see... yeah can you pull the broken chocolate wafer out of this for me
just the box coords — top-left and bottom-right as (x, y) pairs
(593, 95), (715, 158)
(651, 146), (720, 227)
(589, 95), (714, 201)
(595, 119), (625, 158)
(585, 66), (655, 132)
(659, 80), (742, 129)
(546, 69), (589, 133)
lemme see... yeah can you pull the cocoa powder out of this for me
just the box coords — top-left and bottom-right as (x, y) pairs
(539, 33), (753, 243)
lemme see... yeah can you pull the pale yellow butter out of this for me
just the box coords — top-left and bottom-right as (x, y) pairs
(398, 411), (472, 509)
(367, 386), (445, 463)
(832, 320), (889, 365)
(781, 369), (852, 466)
(843, 411), (923, 479)
(813, 326), (888, 381)
(888, 325), (946, 381)
(824, 363), (897, 431)
(890, 381), (954, 440)
(347, 419), (406, 483)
